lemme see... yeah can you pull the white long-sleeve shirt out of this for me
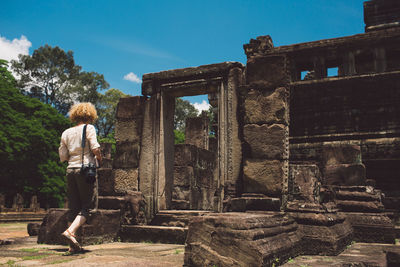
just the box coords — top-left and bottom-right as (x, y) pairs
(59, 124), (100, 168)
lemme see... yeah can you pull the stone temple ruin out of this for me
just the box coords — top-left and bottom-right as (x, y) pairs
(38, 0), (400, 266)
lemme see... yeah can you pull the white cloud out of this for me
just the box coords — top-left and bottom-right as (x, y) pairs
(193, 100), (210, 114)
(0, 35), (31, 62)
(123, 72), (142, 84)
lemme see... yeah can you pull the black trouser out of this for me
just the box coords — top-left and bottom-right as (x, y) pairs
(66, 168), (97, 222)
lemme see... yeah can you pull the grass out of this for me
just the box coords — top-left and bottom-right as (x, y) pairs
(21, 254), (49, 260)
(49, 259), (74, 265)
(174, 249), (183, 254)
(6, 260), (17, 267)
(19, 248), (41, 253)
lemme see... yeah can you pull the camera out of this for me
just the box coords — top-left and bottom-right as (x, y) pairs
(80, 163), (96, 183)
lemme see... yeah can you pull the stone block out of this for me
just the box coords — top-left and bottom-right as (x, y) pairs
(172, 187), (190, 201)
(246, 55), (288, 89)
(289, 164), (321, 203)
(98, 168), (138, 196)
(115, 96), (145, 120)
(98, 196), (124, 210)
(171, 199), (190, 210)
(361, 137), (400, 160)
(322, 143), (362, 166)
(27, 222), (40, 236)
(121, 191), (146, 225)
(113, 141), (140, 168)
(323, 163), (366, 186)
(184, 212), (302, 267)
(37, 209), (69, 245)
(115, 120), (142, 143)
(243, 159), (286, 197)
(174, 144), (197, 166)
(174, 166), (193, 187)
(97, 168), (114, 196)
(113, 168), (139, 194)
(229, 196), (280, 211)
(38, 209), (121, 245)
(335, 200), (384, 212)
(341, 212), (395, 243)
(243, 123), (287, 159)
(243, 87), (288, 125)
(289, 212), (353, 255)
(185, 116), (209, 149)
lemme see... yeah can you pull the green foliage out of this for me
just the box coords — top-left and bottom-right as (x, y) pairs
(0, 62), (70, 207)
(11, 44), (109, 115)
(174, 98), (198, 131)
(96, 88), (127, 137)
(174, 129), (185, 144)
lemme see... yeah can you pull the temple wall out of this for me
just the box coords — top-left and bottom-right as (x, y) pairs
(289, 72), (400, 209)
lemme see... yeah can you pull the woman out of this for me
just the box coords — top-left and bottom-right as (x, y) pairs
(59, 102), (102, 254)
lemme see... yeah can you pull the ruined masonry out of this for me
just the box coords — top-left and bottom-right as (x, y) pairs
(38, 0), (400, 266)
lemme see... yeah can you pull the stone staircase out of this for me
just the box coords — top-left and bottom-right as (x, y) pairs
(120, 210), (211, 244)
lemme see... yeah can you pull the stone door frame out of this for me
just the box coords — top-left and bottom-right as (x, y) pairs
(139, 62), (244, 220)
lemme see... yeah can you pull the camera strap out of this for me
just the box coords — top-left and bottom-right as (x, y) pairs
(81, 124), (88, 168)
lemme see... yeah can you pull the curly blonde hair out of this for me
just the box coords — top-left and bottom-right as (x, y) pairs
(69, 102), (98, 124)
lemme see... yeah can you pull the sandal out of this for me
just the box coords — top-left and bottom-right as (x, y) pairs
(61, 230), (81, 252)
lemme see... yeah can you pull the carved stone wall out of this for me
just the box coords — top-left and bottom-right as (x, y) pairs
(241, 38), (290, 207)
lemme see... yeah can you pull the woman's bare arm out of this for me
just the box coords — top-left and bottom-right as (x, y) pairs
(92, 148), (103, 167)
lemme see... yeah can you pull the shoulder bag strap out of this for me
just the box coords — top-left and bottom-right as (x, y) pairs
(81, 124), (88, 167)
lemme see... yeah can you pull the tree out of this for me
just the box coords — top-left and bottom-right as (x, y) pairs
(11, 45), (109, 115)
(95, 88), (128, 138)
(0, 60), (70, 207)
(174, 98), (199, 131)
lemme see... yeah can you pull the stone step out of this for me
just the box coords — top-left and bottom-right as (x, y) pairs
(0, 212), (46, 222)
(150, 210), (211, 227)
(335, 200), (385, 212)
(229, 196), (281, 212)
(335, 190), (382, 202)
(119, 225), (187, 244)
(38, 208), (120, 246)
(395, 226), (400, 238)
(98, 196), (125, 210)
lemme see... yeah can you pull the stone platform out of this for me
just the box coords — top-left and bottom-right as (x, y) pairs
(0, 212), (46, 222)
(184, 212), (302, 267)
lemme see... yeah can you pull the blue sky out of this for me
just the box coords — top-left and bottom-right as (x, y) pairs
(1, 0), (366, 108)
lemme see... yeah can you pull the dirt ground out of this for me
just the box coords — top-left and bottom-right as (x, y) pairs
(0, 222), (185, 267)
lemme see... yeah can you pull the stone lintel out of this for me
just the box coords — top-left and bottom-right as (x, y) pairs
(142, 62), (244, 96)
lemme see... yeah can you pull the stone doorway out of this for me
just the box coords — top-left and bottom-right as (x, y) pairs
(139, 62), (244, 220)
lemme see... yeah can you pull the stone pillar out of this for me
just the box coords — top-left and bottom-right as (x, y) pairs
(158, 92), (175, 210)
(185, 113), (209, 150)
(0, 193), (5, 211)
(99, 97), (145, 197)
(12, 193), (24, 212)
(138, 92), (174, 219)
(138, 95), (158, 220)
(217, 67), (243, 210)
(30, 195), (40, 212)
(241, 38), (290, 210)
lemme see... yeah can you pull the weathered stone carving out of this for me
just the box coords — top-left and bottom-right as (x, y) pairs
(12, 193), (24, 212)
(184, 213), (301, 267)
(121, 191), (146, 225)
